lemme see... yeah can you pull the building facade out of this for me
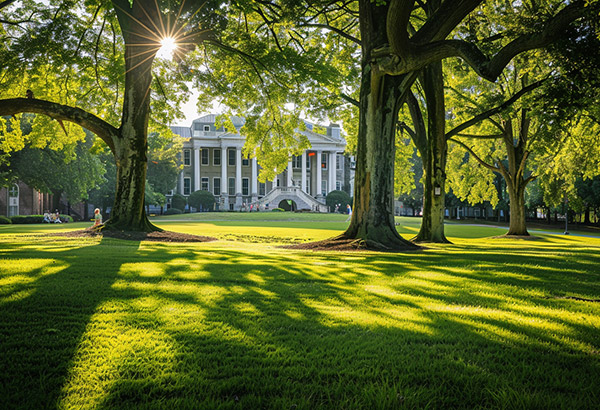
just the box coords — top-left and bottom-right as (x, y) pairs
(171, 115), (352, 211)
(0, 181), (53, 217)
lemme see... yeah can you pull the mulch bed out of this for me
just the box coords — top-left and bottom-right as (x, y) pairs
(50, 229), (216, 243)
(284, 238), (422, 252)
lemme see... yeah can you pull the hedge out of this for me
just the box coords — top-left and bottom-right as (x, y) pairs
(164, 208), (183, 215)
(10, 214), (73, 224)
(0, 215), (12, 224)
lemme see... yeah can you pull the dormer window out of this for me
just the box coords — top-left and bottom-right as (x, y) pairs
(204, 125), (210, 132)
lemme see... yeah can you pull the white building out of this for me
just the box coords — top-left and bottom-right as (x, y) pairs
(171, 115), (353, 211)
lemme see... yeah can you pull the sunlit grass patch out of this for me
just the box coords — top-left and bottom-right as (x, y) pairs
(1, 221), (599, 409)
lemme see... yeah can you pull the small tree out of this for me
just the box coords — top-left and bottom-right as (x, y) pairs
(188, 190), (215, 212)
(326, 190), (351, 213)
(171, 194), (187, 212)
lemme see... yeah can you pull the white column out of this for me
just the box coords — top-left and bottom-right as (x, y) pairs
(178, 170), (184, 194)
(193, 147), (200, 192)
(235, 147), (242, 194)
(221, 146), (227, 195)
(316, 150), (322, 198)
(301, 151), (307, 193)
(287, 160), (293, 187)
(251, 158), (258, 195)
(329, 151), (337, 193)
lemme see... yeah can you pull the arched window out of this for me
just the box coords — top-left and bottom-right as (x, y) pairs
(8, 184), (19, 217)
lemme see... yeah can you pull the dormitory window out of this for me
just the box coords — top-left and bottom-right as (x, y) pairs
(242, 178), (249, 195)
(201, 149), (209, 165)
(337, 154), (342, 170)
(228, 178), (235, 195)
(336, 181), (341, 191)
(259, 182), (266, 196)
(321, 180), (327, 196)
(201, 177), (209, 191)
(228, 149), (236, 166)
(213, 149), (221, 166)
(321, 153), (328, 169)
(183, 149), (191, 166)
(213, 178), (221, 196)
(183, 178), (191, 195)
(242, 156), (249, 166)
(292, 155), (302, 169)
(204, 125), (210, 131)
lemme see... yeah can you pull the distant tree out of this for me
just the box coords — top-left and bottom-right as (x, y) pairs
(326, 190), (351, 213)
(188, 190), (215, 212)
(170, 193), (187, 212)
(146, 131), (183, 197)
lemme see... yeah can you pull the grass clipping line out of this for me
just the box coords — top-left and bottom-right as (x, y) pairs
(50, 228), (217, 243)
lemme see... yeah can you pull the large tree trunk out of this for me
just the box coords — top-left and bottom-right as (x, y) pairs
(506, 182), (529, 235)
(414, 62), (449, 243)
(340, 69), (417, 249)
(104, 0), (161, 232)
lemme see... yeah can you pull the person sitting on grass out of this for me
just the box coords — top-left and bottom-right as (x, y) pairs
(92, 208), (102, 228)
(43, 211), (52, 223)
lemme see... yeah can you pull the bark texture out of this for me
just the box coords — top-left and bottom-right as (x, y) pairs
(413, 62), (450, 243)
(334, 0), (418, 250)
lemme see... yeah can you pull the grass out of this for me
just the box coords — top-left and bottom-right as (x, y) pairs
(1, 216), (599, 409)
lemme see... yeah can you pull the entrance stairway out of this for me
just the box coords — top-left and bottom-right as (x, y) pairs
(251, 187), (328, 212)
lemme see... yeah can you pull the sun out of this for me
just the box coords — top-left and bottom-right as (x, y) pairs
(157, 37), (178, 60)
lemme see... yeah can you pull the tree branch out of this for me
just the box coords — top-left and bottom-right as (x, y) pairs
(0, 0), (17, 10)
(445, 79), (545, 141)
(377, 1), (588, 81)
(449, 138), (500, 173)
(298, 23), (360, 45)
(406, 90), (427, 157)
(340, 93), (359, 107)
(0, 98), (118, 152)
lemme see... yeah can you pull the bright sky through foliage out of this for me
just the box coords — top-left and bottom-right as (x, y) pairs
(157, 37), (177, 60)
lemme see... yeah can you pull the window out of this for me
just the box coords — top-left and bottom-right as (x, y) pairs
(201, 177), (209, 191)
(183, 177), (191, 195)
(213, 149), (221, 166)
(321, 180), (327, 196)
(242, 178), (249, 195)
(228, 149), (236, 166)
(292, 155), (302, 169)
(306, 154), (311, 169)
(242, 156), (249, 166)
(336, 181), (341, 191)
(259, 182), (266, 196)
(213, 178), (221, 196)
(305, 179), (310, 194)
(337, 154), (343, 170)
(167, 189), (174, 196)
(183, 149), (191, 166)
(228, 177), (235, 195)
(201, 149), (209, 165)
(204, 125), (210, 131)
(321, 153), (328, 169)
(8, 184), (18, 217)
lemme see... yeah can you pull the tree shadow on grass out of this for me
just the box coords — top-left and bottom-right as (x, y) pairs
(1, 238), (599, 409)
(78, 247), (600, 409)
(0, 237), (140, 410)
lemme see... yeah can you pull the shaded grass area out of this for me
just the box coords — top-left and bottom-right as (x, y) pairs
(1, 224), (600, 409)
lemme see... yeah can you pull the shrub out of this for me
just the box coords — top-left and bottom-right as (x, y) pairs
(188, 190), (215, 211)
(326, 190), (352, 213)
(164, 208), (183, 215)
(171, 194), (187, 211)
(11, 215), (44, 224)
(271, 208), (285, 212)
(59, 214), (73, 223)
(0, 215), (12, 224)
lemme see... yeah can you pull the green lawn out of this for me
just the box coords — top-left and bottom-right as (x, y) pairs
(1, 217), (599, 409)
